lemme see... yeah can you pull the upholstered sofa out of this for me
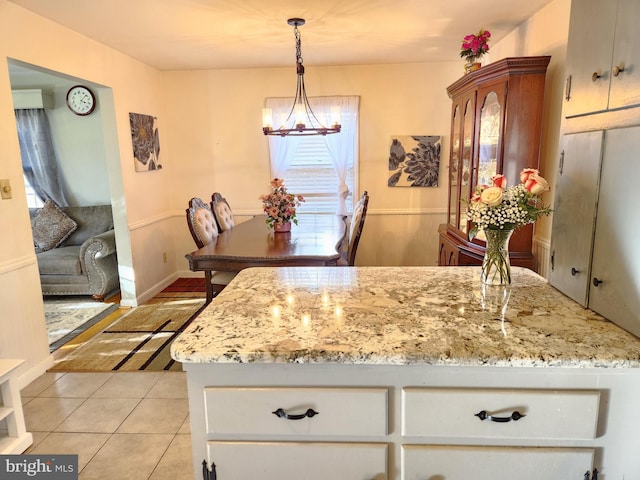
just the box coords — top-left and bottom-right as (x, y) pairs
(29, 203), (119, 300)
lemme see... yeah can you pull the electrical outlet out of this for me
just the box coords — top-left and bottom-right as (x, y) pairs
(163, 252), (168, 263)
(0, 179), (11, 200)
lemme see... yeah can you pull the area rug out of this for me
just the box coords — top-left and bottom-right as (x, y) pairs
(50, 296), (205, 372)
(156, 277), (207, 297)
(44, 298), (119, 352)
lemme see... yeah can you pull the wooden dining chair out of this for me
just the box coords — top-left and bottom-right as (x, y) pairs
(186, 197), (236, 302)
(211, 192), (235, 233)
(340, 191), (369, 266)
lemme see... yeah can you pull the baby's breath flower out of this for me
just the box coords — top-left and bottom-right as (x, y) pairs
(466, 171), (552, 240)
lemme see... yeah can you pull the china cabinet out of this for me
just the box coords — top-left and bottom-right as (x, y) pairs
(564, 0), (640, 118)
(438, 56), (550, 268)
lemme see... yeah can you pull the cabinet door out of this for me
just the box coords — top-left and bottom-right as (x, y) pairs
(548, 131), (603, 306)
(448, 103), (462, 227)
(457, 96), (475, 234)
(475, 86), (505, 187)
(402, 445), (593, 480)
(564, 0), (617, 117)
(589, 126), (640, 337)
(607, 0), (640, 110)
(208, 441), (387, 480)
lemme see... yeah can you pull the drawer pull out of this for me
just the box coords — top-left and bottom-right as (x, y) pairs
(202, 460), (217, 480)
(584, 468), (599, 480)
(272, 407), (319, 420)
(474, 410), (525, 423)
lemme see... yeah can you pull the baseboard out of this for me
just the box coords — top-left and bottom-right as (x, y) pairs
(533, 236), (551, 279)
(16, 354), (55, 391)
(121, 272), (181, 307)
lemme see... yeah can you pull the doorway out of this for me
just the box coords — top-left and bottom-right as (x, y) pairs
(7, 59), (133, 346)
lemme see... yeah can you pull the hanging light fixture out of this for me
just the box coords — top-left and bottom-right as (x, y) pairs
(262, 18), (341, 137)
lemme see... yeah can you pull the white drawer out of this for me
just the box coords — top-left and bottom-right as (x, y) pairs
(204, 387), (388, 436)
(402, 388), (600, 440)
(208, 441), (388, 480)
(402, 445), (594, 480)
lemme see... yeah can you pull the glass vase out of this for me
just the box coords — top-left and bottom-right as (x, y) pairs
(481, 229), (514, 285)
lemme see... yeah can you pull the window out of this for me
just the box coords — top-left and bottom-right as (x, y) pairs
(284, 135), (354, 214)
(24, 175), (44, 208)
(266, 96), (359, 215)
(14, 108), (69, 207)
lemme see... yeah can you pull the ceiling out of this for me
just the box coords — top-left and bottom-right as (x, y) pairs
(8, 0), (553, 71)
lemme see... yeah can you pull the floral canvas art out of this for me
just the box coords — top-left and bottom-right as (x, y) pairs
(388, 135), (441, 187)
(130, 113), (162, 171)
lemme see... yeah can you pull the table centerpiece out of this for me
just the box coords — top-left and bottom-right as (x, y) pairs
(466, 168), (552, 285)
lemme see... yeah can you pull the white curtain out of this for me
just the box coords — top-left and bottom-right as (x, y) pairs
(15, 108), (69, 206)
(314, 96), (359, 216)
(265, 97), (301, 178)
(265, 95), (359, 215)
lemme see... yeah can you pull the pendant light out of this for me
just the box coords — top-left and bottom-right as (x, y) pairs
(262, 18), (341, 137)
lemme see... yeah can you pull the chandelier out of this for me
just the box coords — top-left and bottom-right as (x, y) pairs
(262, 18), (341, 137)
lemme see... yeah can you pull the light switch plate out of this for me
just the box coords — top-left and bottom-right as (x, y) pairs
(0, 179), (12, 200)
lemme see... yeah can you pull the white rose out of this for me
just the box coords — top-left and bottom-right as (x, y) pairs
(480, 186), (504, 207)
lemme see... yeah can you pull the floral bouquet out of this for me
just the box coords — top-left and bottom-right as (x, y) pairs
(460, 29), (491, 67)
(466, 168), (551, 285)
(259, 178), (305, 229)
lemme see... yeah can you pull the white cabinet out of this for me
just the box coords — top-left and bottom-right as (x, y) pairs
(207, 442), (387, 480)
(548, 132), (602, 306)
(402, 388), (600, 440)
(588, 127), (640, 335)
(204, 387), (388, 436)
(199, 385), (389, 479)
(549, 127), (640, 337)
(565, 0), (640, 117)
(402, 445), (594, 480)
(180, 364), (640, 480)
(0, 359), (32, 454)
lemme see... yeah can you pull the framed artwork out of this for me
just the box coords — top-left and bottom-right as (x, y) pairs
(129, 113), (162, 171)
(388, 135), (441, 187)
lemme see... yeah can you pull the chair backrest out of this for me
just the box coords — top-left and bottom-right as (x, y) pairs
(211, 192), (235, 233)
(347, 191), (369, 266)
(186, 197), (220, 248)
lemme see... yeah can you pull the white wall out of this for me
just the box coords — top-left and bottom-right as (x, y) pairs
(0, 0), (168, 384)
(47, 86), (111, 206)
(489, 0), (571, 274)
(163, 62), (460, 270)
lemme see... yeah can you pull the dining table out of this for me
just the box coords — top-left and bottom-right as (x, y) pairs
(186, 214), (347, 302)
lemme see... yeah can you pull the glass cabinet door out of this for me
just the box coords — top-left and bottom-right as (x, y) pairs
(458, 98), (475, 233)
(477, 91), (501, 186)
(448, 105), (461, 227)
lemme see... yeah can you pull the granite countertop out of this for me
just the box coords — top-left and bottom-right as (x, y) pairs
(170, 266), (640, 368)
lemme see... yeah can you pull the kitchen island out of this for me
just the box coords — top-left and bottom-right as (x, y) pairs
(171, 266), (640, 479)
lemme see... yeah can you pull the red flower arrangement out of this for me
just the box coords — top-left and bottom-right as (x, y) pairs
(460, 29), (491, 64)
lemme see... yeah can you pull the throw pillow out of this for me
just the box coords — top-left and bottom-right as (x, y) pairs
(31, 200), (78, 251)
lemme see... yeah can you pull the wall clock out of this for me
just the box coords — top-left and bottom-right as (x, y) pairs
(66, 85), (96, 116)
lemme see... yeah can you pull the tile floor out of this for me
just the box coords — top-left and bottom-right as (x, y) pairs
(20, 370), (193, 480)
